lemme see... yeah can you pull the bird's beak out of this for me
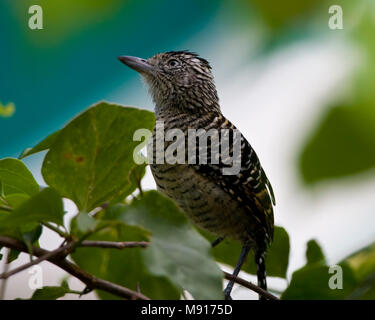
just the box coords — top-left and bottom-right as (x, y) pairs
(118, 55), (153, 75)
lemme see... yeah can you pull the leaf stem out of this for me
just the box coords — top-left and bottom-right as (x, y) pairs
(42, 222), (70, 239)
(0, 205), (12, 212)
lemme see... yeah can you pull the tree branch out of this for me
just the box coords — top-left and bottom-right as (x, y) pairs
(80, 240), (149, 249)
(0, 236), (150, 300)
(0, 241), (74, 280)
(223, 271), (279, 300)
(0, 236), (278, 300)
(80, 240), (279, 300)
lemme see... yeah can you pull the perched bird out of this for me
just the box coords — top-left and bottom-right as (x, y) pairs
(118, 51), (275, 300)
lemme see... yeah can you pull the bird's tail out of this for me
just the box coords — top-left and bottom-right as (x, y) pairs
(255, 249), (267, 300)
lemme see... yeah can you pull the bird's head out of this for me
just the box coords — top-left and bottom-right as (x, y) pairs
(118, 51), (220, 114)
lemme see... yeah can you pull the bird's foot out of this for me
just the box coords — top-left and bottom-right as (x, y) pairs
(224, 288), (233, 300)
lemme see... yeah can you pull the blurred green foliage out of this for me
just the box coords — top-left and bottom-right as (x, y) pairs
(283, 239), (375, 299)
(300, 103), (375, 183)
(248, 0), (321, 29)
(0, 102), (15, 118)
(306, 239), (326, 265)
(299, 2), (375, 184)
(199, 226), (290, 279)
(344, 242), (375, 299)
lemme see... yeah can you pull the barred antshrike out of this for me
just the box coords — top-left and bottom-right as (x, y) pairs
(118, 51), (275, 300)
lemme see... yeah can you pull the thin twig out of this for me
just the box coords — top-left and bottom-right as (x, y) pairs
(0, 241), (75, 280)
(0, 205), (12, 212)
(131, 168), (144, 197)
(80, 240), (278, 299)
(136, 178), (143, 197)
(0, 236), (150, 300)
(42, 222), (70, 239)
(80, 240), (149, 249)
(223, 271), (279, 300)
(0, 235), (277, 300)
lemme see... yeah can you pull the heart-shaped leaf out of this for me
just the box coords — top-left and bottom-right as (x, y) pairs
(0, 158), (39, 196)
(42, 102), (155, 211)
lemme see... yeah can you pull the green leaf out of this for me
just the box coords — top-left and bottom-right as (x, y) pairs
(19, 131), (60, 159)
(0, 180), (4, 197)
(282, 262), (358, 299)
(199, 225), (290, 279)
(70, 220), (180, 300)
(75, 212), (98, 233)
(23, 224), (43, 248)
(306, 239), (326, 266)
(0, 195), (41, 241)
(42, 102), (155, 211)
(124, 162), (147, 197)
(341, 242), (375, 299)
(344, 242), (375, 281)
(0, 188), (64, 230)
(110, 162), (147, 205)
(7, 249), (21, 264)
(0, 158), (39, 196)
(60, 278), (70, 290)
(113, 191), (224, 300)
(3, 193), (30, 209)
(282, 239), (361, 299)
(29, 286), (71, 300)
(5, 225), (43, 264)
(299, 103), (375, 184)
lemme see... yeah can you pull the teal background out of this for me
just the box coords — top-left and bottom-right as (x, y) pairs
(0, 0), (225, 157)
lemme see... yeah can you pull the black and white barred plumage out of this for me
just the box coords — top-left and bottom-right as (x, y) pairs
(119, 51), (275, 299)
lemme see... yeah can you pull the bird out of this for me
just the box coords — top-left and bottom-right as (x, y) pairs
(118, 51), (275, 300)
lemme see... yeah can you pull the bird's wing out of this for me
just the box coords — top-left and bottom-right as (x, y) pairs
(190, 115), (275, 244)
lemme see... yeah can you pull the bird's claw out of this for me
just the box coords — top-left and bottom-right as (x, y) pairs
(224, 288), (233, 300)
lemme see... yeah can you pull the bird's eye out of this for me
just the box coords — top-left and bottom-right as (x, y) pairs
(168, 59), (179, 68)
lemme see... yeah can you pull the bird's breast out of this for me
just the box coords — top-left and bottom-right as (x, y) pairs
(149, 160), (255, 245)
